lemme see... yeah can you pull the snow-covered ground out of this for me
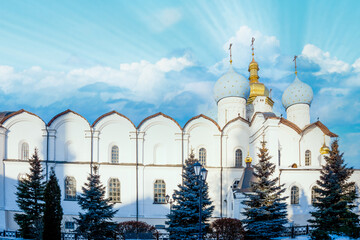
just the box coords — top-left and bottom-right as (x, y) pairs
(275, 235), (356, 240)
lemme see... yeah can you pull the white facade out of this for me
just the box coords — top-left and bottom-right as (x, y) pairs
(0, 64), (359, 232)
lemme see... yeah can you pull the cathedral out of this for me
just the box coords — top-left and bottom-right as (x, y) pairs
(0, 42), (359, 232)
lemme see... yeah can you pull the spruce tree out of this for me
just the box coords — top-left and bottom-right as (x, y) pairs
(166, 151), (214, 240)
(309, 139), (360, 239)
(43, 168), (63, 240)
(242, 139), (288, 239)
(75, 165), (118, 240)
(15, 148), (45, 240)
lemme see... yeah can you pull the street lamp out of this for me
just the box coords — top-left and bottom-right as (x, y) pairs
(194, 162), (208, 240)
(166, 194), (175, 213)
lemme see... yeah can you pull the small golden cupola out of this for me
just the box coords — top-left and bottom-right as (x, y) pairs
(320, 135), (330, 155)
(247, 37), (273, 106)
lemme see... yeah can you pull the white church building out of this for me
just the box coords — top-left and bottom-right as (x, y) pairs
(0, 45), (359, 232)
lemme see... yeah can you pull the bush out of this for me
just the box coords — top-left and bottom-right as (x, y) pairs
(117, 221), (158, 239)
(210, 218), (244, 240)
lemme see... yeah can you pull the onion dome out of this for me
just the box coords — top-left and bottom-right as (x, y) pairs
(213, 65), (250, 103)
(320, 135), (330, 155)
(245, 152), (252, 163)
(282, 76), (313, 109)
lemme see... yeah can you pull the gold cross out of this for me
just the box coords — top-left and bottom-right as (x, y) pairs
(293, 55), (298, 75)
(229, 43), (233, 64)
(251, 37), (255, 56)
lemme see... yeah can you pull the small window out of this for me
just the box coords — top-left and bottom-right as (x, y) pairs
(108, 178), (121, 203)
(111, 145), (119, 163)
(232, 180), (240, 189)
(291, 186), (299, 205)
(65, 221), (75, 230)
(154, 180), (166, 204)
(305, 150), (311, 166)
(311, 186), (320, 205)
(199, 148), (206, 166)
(65, 177), (77, 200)
(21, 142), (29, 160)
(235, 149), (242, 167)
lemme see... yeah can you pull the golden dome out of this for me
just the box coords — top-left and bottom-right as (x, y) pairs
(248, 57), (259, 83)
(245, 152), (252, 163)
(320, 143), (330, 155)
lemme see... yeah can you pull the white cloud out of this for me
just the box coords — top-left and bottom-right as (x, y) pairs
(210, 26), (289, 81)
(352, 58), (360, 72)
(145, 8), (182, 32)
(0, 54), (194, 107)
(301, 44), (351, 75)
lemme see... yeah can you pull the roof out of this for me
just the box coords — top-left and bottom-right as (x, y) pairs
(137, 112), (182, 130)
(47, 109), (90, 127)
(183, 114), (221, 132)
(237, 164), (257, 193)
(92, 110), (136, 128)
(0, 111), (15, 123)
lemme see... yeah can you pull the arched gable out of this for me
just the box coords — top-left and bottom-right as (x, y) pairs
(0, 109), (45, 128)
(137, 112), (182, 131)
(92, 111), (136, 164)
(47, 109), (90, 129)
(302, 121), (337, 137)
(222, 116), (249, 133)
(183, 114), (221, 133)
(92, 111), (136, 131)
(0, 110), (47, 160)
(91, 110), (136, 129)
(138, 113), (182, 165)
(47, 110), (91, 162)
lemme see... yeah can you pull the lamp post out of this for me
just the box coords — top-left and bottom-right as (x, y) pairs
(165, 193), (175, 213)
(194, 162), (208, 240)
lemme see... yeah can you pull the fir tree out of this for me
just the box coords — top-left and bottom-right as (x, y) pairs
(75, 165), (118, 240)
(242, 139), (288, 239)
(43, 168), (63, 240)
(309, 139), (360, 239)
(166, 151), (214, 240)
(15, 148), (45, 240)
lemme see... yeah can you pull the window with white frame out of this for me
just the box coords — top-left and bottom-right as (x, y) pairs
(199, 148), (206, 166)
(111, 145), (119, 163)
(21, 142), (29, 160)
(154, 179), (166, 204)
(291, 186), (299, 205)
(305, 150), (311, 166)
(311, 186), (320, 205)
(65, 176), (77, 200)
(108, 178), (121, 203)
(235, 149), (242, 168)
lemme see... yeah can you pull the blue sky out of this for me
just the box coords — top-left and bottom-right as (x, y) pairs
(0, 0), (359, 166)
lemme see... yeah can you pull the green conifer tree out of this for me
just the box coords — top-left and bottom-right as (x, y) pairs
(242, 139), (288, 239)
(309, 139), (360, 239)
(15, 148), (45, 240)
(43, 168), (63, 240)
(166, 151), (214, 239)
(75, 165), (118, 240)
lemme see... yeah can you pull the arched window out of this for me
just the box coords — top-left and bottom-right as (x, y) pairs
(154, 179), (166, 204)
(305, 150), (311, 166)
(235, 149), (242, 168)
(291, 186), (299, 205)
(111, 145), (119, 163)
(108, 178), (121, 203)
(65, 177), (77, 200)
(21, 142), (29, 160)
(199, 148), (206, 166)
(311, 186), (319, 205)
